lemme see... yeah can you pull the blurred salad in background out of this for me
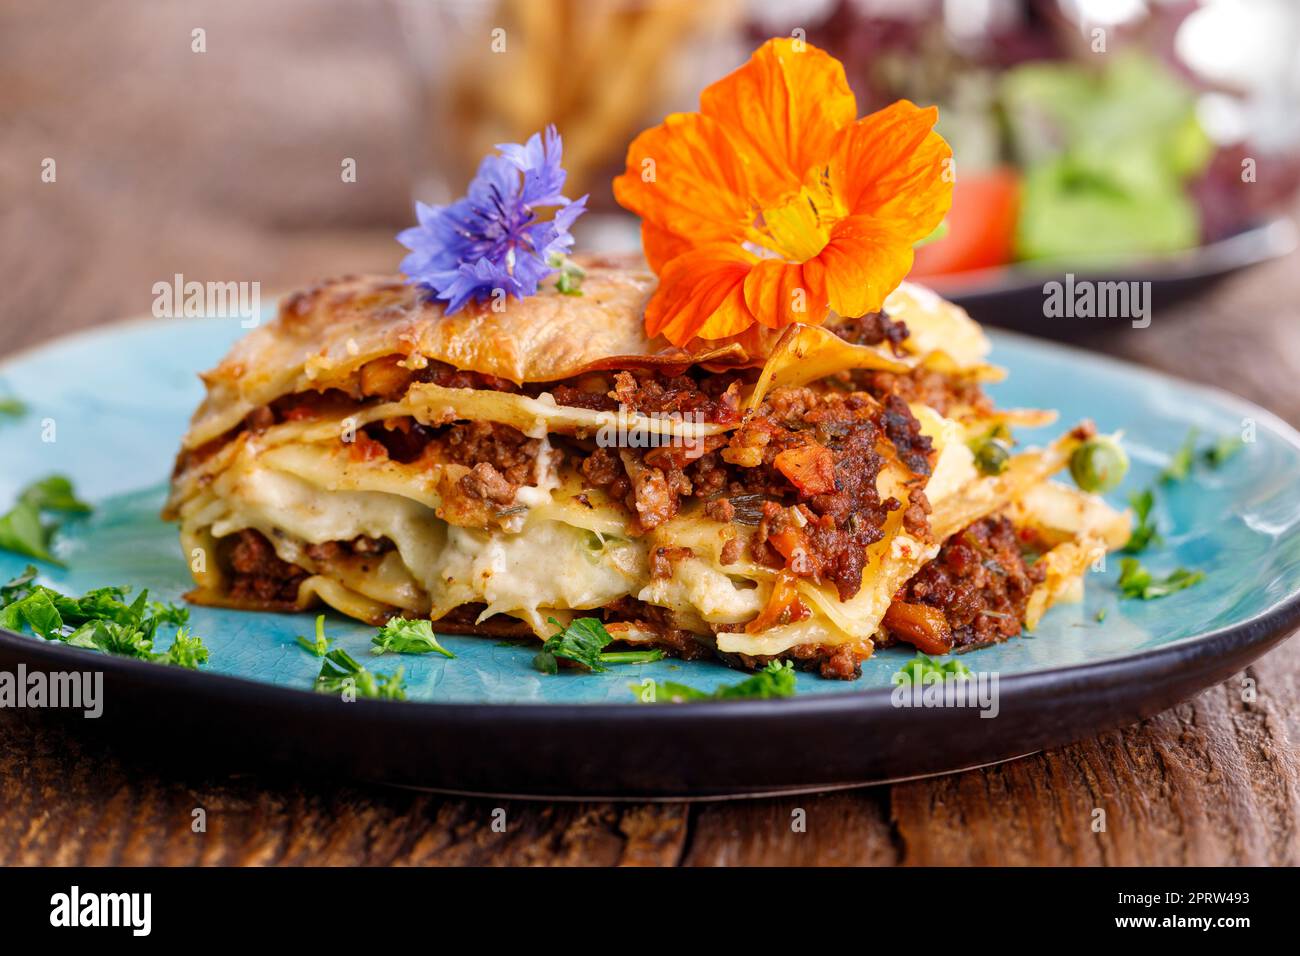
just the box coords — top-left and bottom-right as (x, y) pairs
(1003, 52), (1212, 263)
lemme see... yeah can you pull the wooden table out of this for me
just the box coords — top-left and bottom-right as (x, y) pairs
(2, 0), (1300, 866)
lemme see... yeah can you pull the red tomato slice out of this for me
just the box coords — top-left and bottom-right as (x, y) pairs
(910, 168), (1020, 278)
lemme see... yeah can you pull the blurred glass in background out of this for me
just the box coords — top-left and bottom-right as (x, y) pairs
(393, 0), (744, 248)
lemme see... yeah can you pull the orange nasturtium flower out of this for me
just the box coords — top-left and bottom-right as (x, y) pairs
(614, 38), (953, 347)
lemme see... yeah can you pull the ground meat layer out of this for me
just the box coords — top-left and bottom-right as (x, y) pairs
(362, 418), (541, 512)
(829, 309), (911, 350)
(196, 361), (950, 646)
(720, 642), (871, 681)
(577, 382), (934, 601)
(885, 515), (1045, 653)
(221, 529), (399, 610)
(855, 368), (994, 419)
(600, 596), (869, 679)
(223, 529), (309, 607)
(548, 368), (746, 424)
(828, 307), (993, 418)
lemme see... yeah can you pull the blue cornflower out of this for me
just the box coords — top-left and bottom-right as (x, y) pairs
(397, 125), (588, 313)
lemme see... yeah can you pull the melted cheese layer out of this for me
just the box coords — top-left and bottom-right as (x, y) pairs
(174, 387), (1116, 654)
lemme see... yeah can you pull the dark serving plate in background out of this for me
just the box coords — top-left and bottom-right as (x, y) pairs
(936, 218), (1298, 336)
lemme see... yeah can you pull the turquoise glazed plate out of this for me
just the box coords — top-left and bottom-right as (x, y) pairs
(2, 313), (1299, 798)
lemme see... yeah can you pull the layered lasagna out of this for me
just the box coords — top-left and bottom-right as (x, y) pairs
(164, 259), (1129, 679)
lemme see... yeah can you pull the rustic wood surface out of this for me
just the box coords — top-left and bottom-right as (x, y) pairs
(2, 0), (1300, 866)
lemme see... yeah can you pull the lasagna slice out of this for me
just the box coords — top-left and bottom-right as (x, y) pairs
(164, 260), (1129, 678)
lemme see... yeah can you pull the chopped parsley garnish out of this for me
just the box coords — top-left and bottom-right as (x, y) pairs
(148, 600), (192, 627)
(371, 617), (455, 658)
(315, 648), (405, 700)
(0, 565), (207, 667)
(1202, 435), (1242, 468)
(19, 476), (91, 514)
(0, 502), (52, 563)
(0, 564), (36, 605)
(0, 475), (92, 565)
(535, 617), (609, 672)
(1117, 557), (1204, 600)
(533, 616), (664, 674)
(596, 650), (667, 665)
(549, 254), (586, 296)
(893, 653), (973, 685)
(1159, 428), (1198, 484)
(296, 617), (449, 698)
(632, 660), (797, 703)
(0, 395), (25, 417)
(1157, 428), (1245, 481)
(295, 614), (332, 656)
(1095, 608), (1108, 623)
(160, 629), (210, 668)
(1122, 488), (1160, 554)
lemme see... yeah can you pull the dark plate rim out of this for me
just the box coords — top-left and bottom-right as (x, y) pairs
(2, 298), (1300, 725)
(923, 216), (1298, 298)
(3, 583), (1300, 726)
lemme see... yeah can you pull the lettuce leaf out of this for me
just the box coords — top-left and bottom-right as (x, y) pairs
(1002, 53), (1212, 261)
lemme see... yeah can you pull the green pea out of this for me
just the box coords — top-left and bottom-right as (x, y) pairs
(972, 437), (1011, 476)
(1070, 436), (1129, 494)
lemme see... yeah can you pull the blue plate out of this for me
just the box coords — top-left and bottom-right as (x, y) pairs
(2, 312), (1298, 797)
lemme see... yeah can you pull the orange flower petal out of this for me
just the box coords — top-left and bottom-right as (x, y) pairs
(696, 321), (786, 359)
(620, 40), (953, 343)
(742, 258), (829, 329)
(819, 216), (916, 318)
(613, 112), (752, 258)
(645, 245), (756, 346)
(829, 100), (953, 241)
(700, 38), (856, 204)
(640, 220), (691, 274)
